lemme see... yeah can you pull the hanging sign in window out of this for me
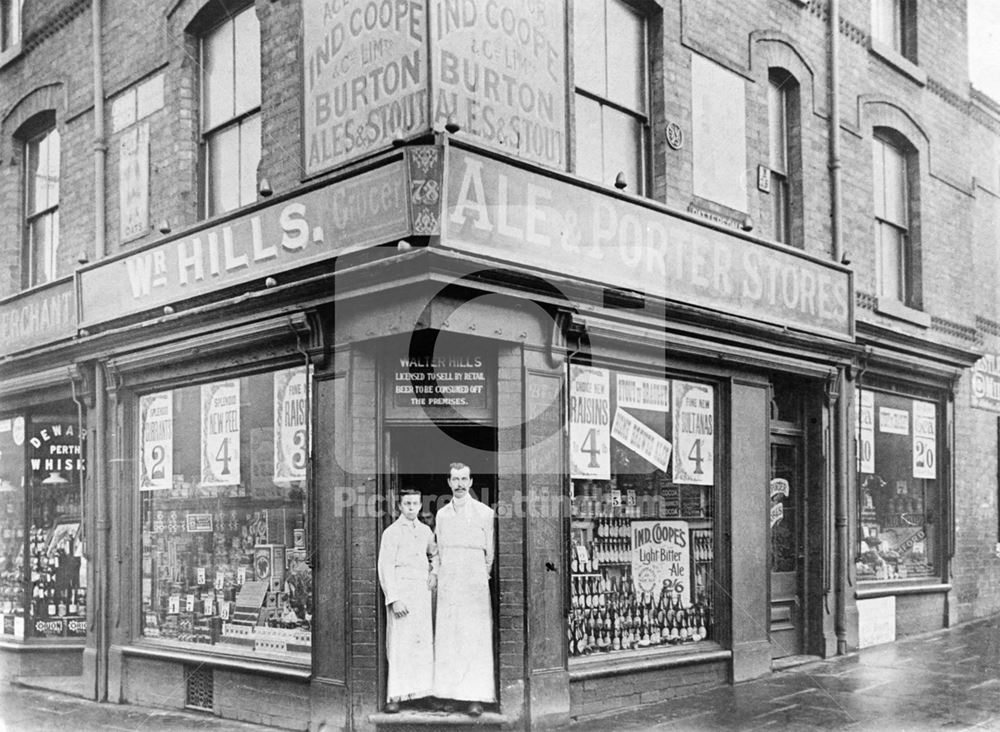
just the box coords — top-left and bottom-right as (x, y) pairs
(672, 381), (714, 485)
(274, 367), (309, 483)
(201, 380), (241, 487)
(631, 520), (691, 607)
(858, 389), (875, 474)
(912, 400), (936, 479)
(140, 391), (173, 490)
(611, 408), (672, 473)
(878, 407), (909, 435)
(616, 374), (670, 413)
(569, 365), (610, 480)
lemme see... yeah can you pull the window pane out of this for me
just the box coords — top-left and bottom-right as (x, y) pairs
(605, 0), (645, 113)
(574, 94), (604, 184)
(573, 0), (606, 96)
(203, 19), (234, 131)
(871, 0), (900, 49)
(28, 210), (59, 285)
(768, 81), (787, 174)
(208, 125), (240, 215)
(568, 368), (716, 659)
(233, 7), (261, 116)
(28, 128), (60, 215)
(139, 370), (313, 662)
(239, 114), (261, 207)
(772, 174), (789, 245)
(2, 0), (21, 50)
(872, 138), (886, 219)
(857, 390), (940, 582)
(878, 221), (905, 301)
(882, 142), (907, 226)
(0, 414), (27, 629)
(603, 107), (641, 192)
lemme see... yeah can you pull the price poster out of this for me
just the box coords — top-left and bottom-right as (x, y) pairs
(201, 380), (241, 486)
(672, 381), (715, 485)
(631, 520), (691, 606)
(139, 391), (173, 490)
(274, 367), (310, 483)
(611, 408), (672, 472)
(912, 400), (936, 479)
(569, 366), (611, 479)
(616, 373), (670, 412)
(858, 389), (875, 474)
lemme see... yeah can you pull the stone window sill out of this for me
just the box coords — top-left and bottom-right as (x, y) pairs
(875, 297), (931, 328)
(856, 582), (950, 600)
(569, 643), (730, 681)
(0, 43), (22, 69)
(869, 40), (927, 86)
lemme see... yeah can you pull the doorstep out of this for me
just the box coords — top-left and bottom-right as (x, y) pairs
(771, 654), (823, 672)
(13, 674), (88, 699)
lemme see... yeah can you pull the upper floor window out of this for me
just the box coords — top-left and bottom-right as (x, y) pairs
(573, 0), (649, 194)
(201, 4), (261, 217)
(23, 122), (60, 288)
(871, 0), (917, 62)
(872, 133), (916, 305)
(1, 0), (22, 52)
(768, 74), (791, 245)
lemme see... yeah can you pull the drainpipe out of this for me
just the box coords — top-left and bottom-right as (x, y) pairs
(93, 364), (108, 701)
(828, 0), (849, 655)
(92, 0), (106, 259)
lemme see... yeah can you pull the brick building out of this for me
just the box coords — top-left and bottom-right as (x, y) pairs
(0, 0), (998, 729)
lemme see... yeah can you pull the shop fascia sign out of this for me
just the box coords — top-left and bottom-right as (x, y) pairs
(76, 159), (411, 328)
(442, 148), (854, 341)
(0, 280), (76, 357)
(971, 353), (1000, 411)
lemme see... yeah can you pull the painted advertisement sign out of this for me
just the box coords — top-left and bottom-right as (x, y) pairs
(302, 0), (428, 174)
(971, 353), (1000, 411)
(432, 0), (566, 168)
(569, 365), (610, 480)
(631, 520), (691, 606)
(119, 122), (150, 242)
(443, 150), (852, 339)
(78, 160), (409, 326)
(0, 281), (75, 357)
(139, 391), (173, 490)
(201, 380), (241, 487)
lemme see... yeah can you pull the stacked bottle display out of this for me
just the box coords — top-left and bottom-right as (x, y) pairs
(568, 575), (712, 655)
(28, 526), (85, 620)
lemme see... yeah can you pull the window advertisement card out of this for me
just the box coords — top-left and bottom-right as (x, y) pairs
(672, 381), (714, 485)
(274, 367), (309, 483)
(631, 520), (691, 606)
(569, 365), (611, 480)
(140, 391), (173, 490)
(201, 380), (241, 486)
(615, 373), (670, 413)
(878, 406), (909, 435)
(611, 408), (672, 473)
(858, 389), (875, 474)
(912, 400), (936, 479)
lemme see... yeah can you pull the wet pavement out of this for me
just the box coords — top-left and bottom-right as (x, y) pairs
(1, 615), (998, 730)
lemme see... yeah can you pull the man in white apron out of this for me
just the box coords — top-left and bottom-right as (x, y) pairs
(377, 489), (437, 712)
(433, 462), (496, 716)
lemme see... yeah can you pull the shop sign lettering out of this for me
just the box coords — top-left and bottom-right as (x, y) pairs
(274, 367), (310, 483)
(201, 381), (241, 487)
(444, 150), (853, 339)
(29, 423), (85, 479)
(78, 161), (409, 326)
(303, 0), (427, 173)
(140, 391), (173, 490)
(433, 0), (566, 168)
(912, 400), (936, 480)
(569, 365), (610, 480)
(971, 353), (1000, 411)
(0, 283), (75, 357)
(631, 520), (690, 606)
(878, 407), (909, 435)
(672, 381), (714, 486)
(611, 408), (672, 473)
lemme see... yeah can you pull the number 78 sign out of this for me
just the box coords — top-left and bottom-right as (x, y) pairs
(672, 381), (715, 485)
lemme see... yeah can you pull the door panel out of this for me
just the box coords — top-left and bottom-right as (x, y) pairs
(770, 439), (803, 658)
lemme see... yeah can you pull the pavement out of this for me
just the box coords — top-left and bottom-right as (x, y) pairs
(0, 615), (998, 731)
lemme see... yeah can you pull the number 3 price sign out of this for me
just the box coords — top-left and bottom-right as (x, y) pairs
(140, 391), (173, 490)
(672, 381), (714, 485)
(274, 367), (309, 483)
(201, 380), (241, 486)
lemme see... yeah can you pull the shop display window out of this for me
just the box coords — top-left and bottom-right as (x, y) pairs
(139, 367), (312, 661)
(855, 388), (940, 582)
(0, 408), (86, 641)
(568, 365), (717, 659)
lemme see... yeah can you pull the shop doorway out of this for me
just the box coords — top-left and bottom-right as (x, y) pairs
(769, 434), (804, 658)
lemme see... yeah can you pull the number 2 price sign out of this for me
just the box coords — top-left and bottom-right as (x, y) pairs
(672, 381), (714, 485)
(201, 380), (241, 487)
(140, 391), (173, 490)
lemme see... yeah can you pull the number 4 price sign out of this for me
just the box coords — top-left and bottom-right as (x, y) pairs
(140, 391), (173, 490)
(201, 380), (241, 487)
(672, 381), (714, 486)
